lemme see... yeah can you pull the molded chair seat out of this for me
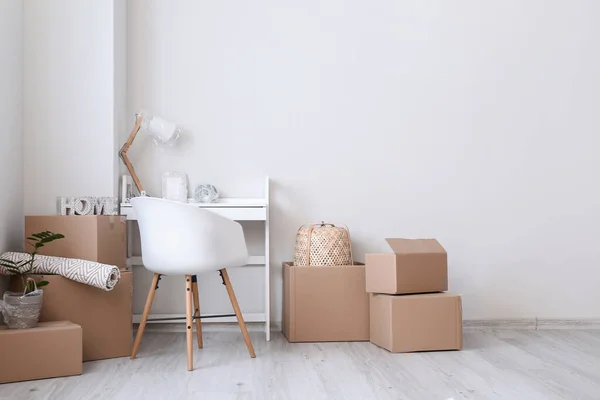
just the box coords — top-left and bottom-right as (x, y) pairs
(129, 197), (255, 371)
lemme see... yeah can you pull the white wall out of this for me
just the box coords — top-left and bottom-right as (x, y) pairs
(24, 0), (126, 215)
(127, 0), (600, 322)
(0, 0), (24, 295)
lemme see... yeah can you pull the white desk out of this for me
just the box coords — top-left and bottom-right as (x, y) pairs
(120, 180), (271, 341)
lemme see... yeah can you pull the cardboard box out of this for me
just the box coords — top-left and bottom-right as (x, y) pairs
(0, 321), (82, 384)
(365, 238), (448, 294)
(282, 262), (369, 342)
(25, 215), (127, 269)
(370, 292), (462, 353)
(11, 272), (133, 361)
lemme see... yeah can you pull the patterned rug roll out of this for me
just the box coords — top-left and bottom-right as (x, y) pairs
(0, 252), (121, 291)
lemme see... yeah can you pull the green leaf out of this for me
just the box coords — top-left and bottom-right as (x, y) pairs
(0, 260), (19, 273)
(25, 231), (65, 251)
(36, 281), (49, 288)
(0, 262), (17, 268)
(4, 231), (64, 279)
(25, 280), (36, 294)
(37, 232), (65, 246)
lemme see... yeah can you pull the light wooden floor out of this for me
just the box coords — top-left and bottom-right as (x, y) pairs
(2, 328), (600, 400)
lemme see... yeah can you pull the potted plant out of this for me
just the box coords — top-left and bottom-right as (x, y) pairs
(0, 231), (64, 328)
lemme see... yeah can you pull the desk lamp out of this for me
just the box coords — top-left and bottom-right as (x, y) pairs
(119, 113), (182, 196)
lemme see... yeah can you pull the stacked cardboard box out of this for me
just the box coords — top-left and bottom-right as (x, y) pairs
(1, 216), (133, 384)
(25, 215), (128, 269)
(282, 262), (370, 342)
(13, 215), (133, 362)
(11, 272), (133, 361)
(0, 322), (82, 384)
(366, 238), (462, 353)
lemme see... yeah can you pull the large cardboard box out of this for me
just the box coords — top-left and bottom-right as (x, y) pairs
(370, 292), (462, 353)
(11, 272), (133, 361)
(25, 215), (127, 269)
(0, 321), (82, 384)
(365, 238), (448, 294)
(282, 262), (369, 342)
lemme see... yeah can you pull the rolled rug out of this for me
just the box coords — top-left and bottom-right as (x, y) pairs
(0, 252), (121, 291)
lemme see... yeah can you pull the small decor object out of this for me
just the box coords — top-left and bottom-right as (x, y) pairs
(294, 222), (353, 267)
(58, 197), (118, 215)
(162, 172), (188, 202)
(194, 184), (219, 203)
(121, 175), (135, 203)
(119, 112), (183, 195)
(0, 231), (65, 328)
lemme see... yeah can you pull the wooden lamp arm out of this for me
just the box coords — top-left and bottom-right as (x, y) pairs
(119, 114), (145, 194)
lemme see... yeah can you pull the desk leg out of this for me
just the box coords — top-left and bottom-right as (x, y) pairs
(265, 205), (271, 341)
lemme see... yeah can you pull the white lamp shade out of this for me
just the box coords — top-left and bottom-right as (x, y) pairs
(142, 114), (181, 145)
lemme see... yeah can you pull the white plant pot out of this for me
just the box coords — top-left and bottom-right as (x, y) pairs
(1, 289), (44, 329)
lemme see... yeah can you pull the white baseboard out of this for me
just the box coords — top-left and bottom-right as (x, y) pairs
(464, 318), (600, 330)
(138, 319), (600, 334)
(463, 318), (537, 329)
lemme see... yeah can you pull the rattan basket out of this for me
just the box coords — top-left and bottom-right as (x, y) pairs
(293, 222), (353, 266)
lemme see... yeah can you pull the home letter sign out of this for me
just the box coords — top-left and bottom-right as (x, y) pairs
(58, 197), (118, 216)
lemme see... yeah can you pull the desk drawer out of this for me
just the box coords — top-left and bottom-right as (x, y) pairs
(209, 207), (266, 221)
(121, 206), (266, 221)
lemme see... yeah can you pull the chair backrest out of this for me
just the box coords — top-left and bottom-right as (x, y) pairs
(130, 197), (248, 275)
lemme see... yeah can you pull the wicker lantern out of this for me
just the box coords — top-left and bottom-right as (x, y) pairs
(293, 222), (353, 266)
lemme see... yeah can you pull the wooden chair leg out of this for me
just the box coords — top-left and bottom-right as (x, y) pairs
(191, 276), (203, 349)
(131, 273), (160, 359)
(185, 275), (194, 371)
(220, 269), (256, 358)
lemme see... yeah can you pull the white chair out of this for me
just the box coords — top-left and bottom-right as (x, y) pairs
(129, 197), (255, 371)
